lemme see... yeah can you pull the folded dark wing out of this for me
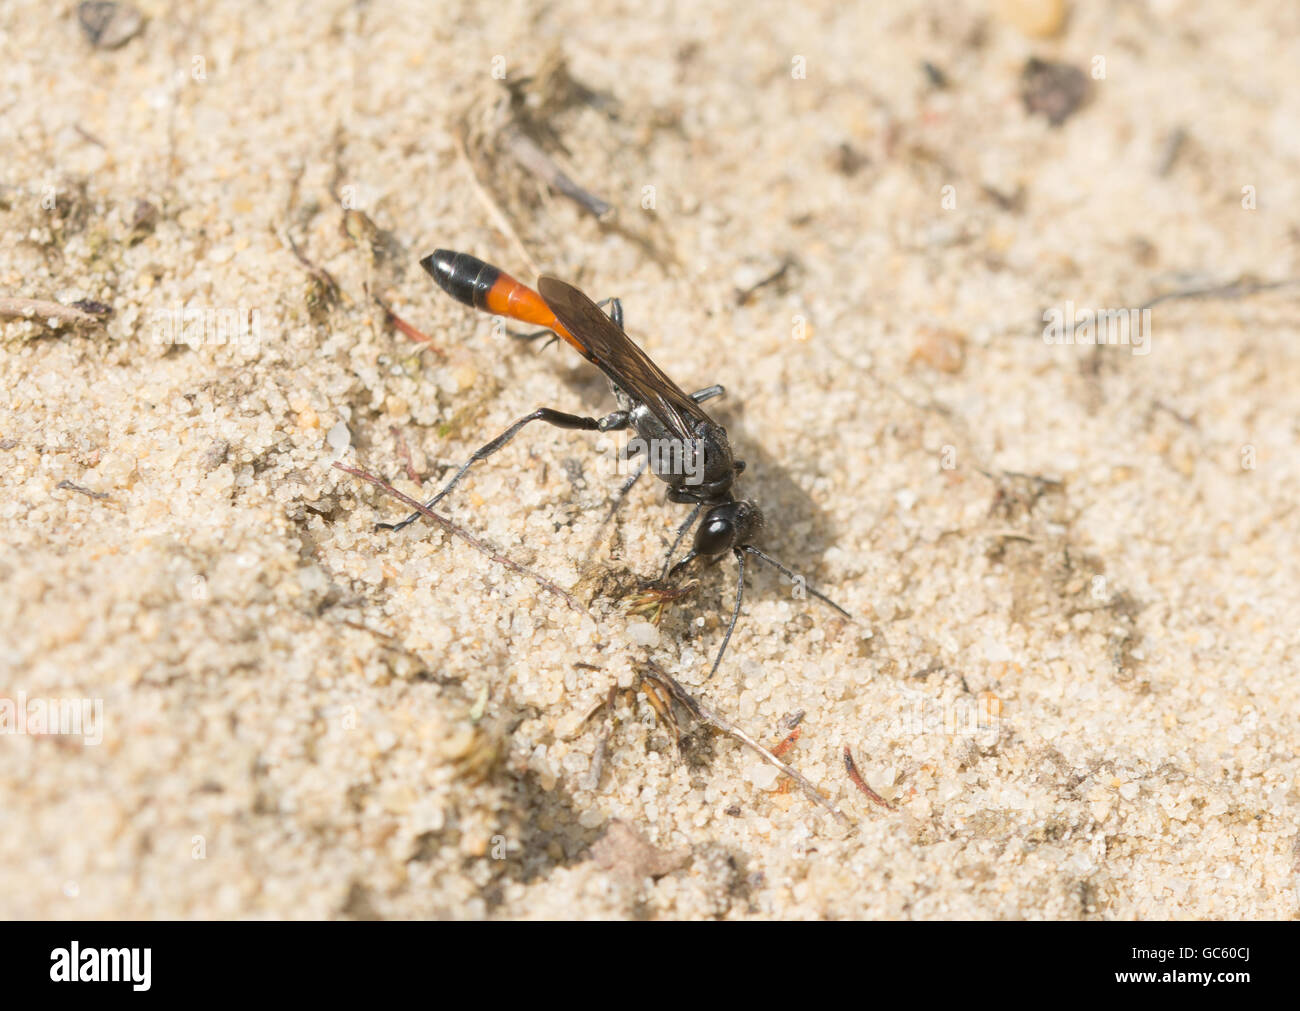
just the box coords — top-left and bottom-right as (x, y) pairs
(537, 276), (715, 440)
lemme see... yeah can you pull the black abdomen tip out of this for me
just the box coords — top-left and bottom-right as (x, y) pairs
(420, 249), (499, 311)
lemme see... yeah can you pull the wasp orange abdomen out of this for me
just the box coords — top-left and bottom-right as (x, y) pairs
(421, 249), (559, 332)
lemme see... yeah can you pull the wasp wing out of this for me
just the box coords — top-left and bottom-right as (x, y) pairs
(537, 276), (715, 440)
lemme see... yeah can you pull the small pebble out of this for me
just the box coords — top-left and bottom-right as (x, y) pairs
(326, 420), (351, 455)
(625, 620), (660, 648)
(910, 326), (966, 373)
(1021, 58), (1089, 126)
(747, 763), (780, 790)
(995, 0), (1068, 39)
(77, 1), (145, 50)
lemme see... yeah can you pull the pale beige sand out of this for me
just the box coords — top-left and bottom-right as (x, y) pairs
(1, 0), (1298, 919)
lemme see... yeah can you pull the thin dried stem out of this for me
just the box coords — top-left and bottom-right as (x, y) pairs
(0, 298), (104, 329)
(333, 461), (590, 617)
(641, 661), (847, 823)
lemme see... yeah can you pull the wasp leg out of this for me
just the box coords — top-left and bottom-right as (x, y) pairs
(659, 504), (704, 581)
(378, 407), (631, 533)
(605, 451), (649, 519)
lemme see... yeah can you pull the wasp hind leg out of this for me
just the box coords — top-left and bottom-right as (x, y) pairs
(378, 407), (632, 533)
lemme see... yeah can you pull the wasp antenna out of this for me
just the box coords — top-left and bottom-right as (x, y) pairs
(743, 546), (850, 619)
(704, 548), (748, 681)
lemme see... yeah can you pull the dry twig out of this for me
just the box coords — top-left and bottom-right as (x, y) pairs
(333, 461), (589, 617)
(0, 298), (105, 329)
(641, 661), (847, 822)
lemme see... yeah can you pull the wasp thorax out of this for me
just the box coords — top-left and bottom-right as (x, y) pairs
(665, 422), (734, 498)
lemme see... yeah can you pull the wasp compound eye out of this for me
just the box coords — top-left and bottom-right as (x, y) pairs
(694, 511), (735, 556)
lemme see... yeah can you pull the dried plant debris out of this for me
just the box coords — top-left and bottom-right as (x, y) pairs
(56, 479), (110, 502)
(441, 719), (506, 784)
(832, 141), (870, 177)
(771, 712), (804, 758)
(340, 208), (404, 268)
(128, 198), (158, 243)
(733, 256), (796, 306)
(370, 288), (443, 354)
(77, 1), (145, 50)
(68, 298), (113, 318)
(465, 49), (616, 223)
(502, 124), (612, 219)
(641, 662), (846, 822)
(0, 297), (108, 332)
(285, 231), (343, 321)
(982, 468), (1064, 524)
(623, 577), (700, 625)
(333, 462), (590, 616)
(1020, 57), (1089, 126)
(843, 746), (895, 810)
(921, 60), (949, 89)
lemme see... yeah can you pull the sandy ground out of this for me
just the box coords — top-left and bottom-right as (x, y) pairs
(2, 0), (1299, 919)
